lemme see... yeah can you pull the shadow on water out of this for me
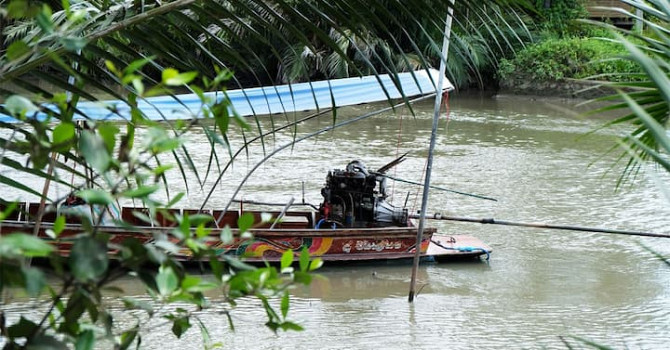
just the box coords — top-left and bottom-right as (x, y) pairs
(291, 258), (491, 302)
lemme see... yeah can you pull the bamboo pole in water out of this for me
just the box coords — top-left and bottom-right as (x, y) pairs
(408, 0), (455, 303)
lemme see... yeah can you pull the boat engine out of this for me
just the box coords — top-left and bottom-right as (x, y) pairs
(319, 160), (408, 227)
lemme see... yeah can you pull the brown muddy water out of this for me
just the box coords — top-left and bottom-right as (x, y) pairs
(2, 94), (670, 349)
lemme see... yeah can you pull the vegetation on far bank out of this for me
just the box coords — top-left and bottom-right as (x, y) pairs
(493, 0), (648, 95)
(497, 36), (644, 83)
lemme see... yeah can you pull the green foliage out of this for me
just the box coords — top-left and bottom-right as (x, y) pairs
(497, 37), (644, 82)
(0, 59), (317, 349)
(532, 0), (589, 37)
(585, 0), (670, 185)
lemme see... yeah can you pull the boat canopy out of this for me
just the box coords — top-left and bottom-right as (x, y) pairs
(0, 69), (453, 123)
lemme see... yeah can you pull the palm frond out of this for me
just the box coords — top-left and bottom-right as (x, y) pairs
(0, 0), (534, 200)
(587, 0), (670, 184)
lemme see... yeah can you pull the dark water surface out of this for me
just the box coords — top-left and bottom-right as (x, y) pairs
(2, 94), (670, 349)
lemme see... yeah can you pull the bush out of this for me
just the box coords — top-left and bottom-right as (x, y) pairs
(533, 0), (590, 37)
(497, 37), (644, 83)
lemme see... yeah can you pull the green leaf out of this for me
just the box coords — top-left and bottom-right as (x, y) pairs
(232, 109), (250, 130)
(222, 255), (255, 271)
(7, 317), (38, 337)
(0, 233), (54, 258)
(280, 321), (304, 332)
(212, 100), (230, 135)
(28, 334), (69, 349)
(144, 128), (183, 154)
(156, 265), (178, 296)
(53, 215), (66, 236)
(132, 77), (145, 96)
(35, 5), (54, 34)
(309, 258), (323, 271)
(104, 60), (118, 76)
(76, 189), (113, 205)
(152, 164), (174, 177)
(238, 212), (254, 233)
(162, 68), (179, 84)
(171, 316), (191, 338)
(69, 236), (109, 282)
(122, 297), (155, 316)
(166, 192), (185, 207)
(293, 271), (312, 285)
(22, 266), (46, 297)
(75, 330), (95, 350)
(6, 40), (30, 61)
(280, 291), (289, 319)
(189, 214), (213, 227)
(61, 36), (88, 51)
(280, 249), (294, 273)
(5, 95), (38, 118)
(181, 275), (201, 290)
(98, 123), (120, 154)
(299, 247), (310, 273)
(52, 122), (75, 151)
(164, 70), (198, 86)
(209, 256), (224, 281)
(79, 130), (111, 173)
(195, 225), (210, 239)
(220, 226), (233, 244)
(118, 328), (138, 350)
(0, 201), (18, 220)
(7, 1), (32, 18)
(123, 56), (155, 75)
(121, 185), (160, 199)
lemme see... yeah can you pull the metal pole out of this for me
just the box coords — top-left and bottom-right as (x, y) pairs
(408, 0), (454, 303)
(634, 1), (643, 34)
(269, 197), (295, 229)
(409, 213), (670, 239)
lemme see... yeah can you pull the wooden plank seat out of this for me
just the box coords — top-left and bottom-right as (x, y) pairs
(28, 202), (58, 223)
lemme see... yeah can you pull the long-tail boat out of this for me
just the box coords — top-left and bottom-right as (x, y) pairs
(0, 69), (491, 263)
(0, 159), (490, 263)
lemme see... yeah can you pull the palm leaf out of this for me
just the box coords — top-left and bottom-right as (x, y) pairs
(1, 0), (534, 203)
(584, 0), (670, 184)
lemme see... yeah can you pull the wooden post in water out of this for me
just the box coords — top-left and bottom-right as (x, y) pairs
(408, 0), (455, 303)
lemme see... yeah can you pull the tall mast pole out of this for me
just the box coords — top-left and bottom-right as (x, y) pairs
(408, 0), (454, 302)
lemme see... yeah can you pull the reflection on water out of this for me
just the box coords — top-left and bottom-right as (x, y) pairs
(2, 95), (670, 349)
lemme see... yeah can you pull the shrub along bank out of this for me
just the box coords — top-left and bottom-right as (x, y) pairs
(496, 36), (644, 98)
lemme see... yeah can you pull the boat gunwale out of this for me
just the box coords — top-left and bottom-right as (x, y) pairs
(0, 220), (437, 238)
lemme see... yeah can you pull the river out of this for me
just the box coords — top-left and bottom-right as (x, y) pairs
(3, 94), (670, 349)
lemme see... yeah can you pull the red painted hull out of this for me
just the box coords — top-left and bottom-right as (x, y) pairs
(0, 205), (490, 263)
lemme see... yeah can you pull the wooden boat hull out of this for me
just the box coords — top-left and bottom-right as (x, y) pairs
(196, 228), (433, 262)
(0, 221), (490, 263)
(0, 205), (490, 263)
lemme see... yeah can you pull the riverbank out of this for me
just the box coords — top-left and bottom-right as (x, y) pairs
(497, 78), (620, 100)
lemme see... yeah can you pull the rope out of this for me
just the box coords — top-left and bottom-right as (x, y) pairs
(442, 90), (450, 122)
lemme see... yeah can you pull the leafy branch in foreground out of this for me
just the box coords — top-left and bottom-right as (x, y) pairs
(584, 0), (670, 186)
(0, 62), (318, 349)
